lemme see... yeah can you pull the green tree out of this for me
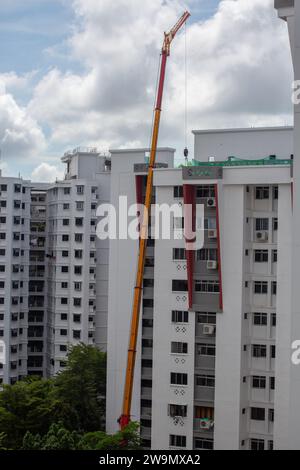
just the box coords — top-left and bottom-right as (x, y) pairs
(22, 422), (141, 450)
(23, 422), (80, 450)
(0, 344), (106, 449)
(54, 343), (106, 432)
(78, 422), (141, 450)
(0, 376), (57, 449)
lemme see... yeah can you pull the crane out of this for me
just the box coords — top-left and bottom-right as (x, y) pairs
(119, 10), (191, 430)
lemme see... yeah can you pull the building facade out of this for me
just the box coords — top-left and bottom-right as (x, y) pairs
(106, 126), (296, 450)
(0, 148), (110, 383)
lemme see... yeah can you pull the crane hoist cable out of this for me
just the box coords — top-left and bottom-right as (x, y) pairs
(184, 21), (189, 164)
(119, 10), (191, 431)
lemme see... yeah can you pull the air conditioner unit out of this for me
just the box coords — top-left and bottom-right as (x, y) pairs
(202, 324), (215, 335)
(206, 197), (216, 208)
(207, 260), (217, 270)
(199, 419), (214, 430)
(256, 231), (268, 242)
(208, 229), (217, 239)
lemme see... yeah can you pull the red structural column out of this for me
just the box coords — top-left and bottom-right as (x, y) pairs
(214, 183), (223, 311)
(135, 175), (144, 236)
(183, 184), (196, 309)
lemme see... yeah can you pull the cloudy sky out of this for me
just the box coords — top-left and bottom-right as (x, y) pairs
(0, 0), (294, 181)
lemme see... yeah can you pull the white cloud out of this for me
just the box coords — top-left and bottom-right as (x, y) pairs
(26, 0), (293, 160)
(31, 162), (64, 182)
(0, 79), (46, 167)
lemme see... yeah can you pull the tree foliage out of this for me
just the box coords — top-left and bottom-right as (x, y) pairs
(0, 344), (109, 450)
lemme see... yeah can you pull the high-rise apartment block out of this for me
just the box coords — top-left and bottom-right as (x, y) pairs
(0, 148), (110, 384)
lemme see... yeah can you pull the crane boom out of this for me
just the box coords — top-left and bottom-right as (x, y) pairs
(119, 11), (190, 430)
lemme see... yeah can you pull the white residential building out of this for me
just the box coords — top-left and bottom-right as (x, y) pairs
(0, 175), (31, 385)
(105, 127), (295, 450)
(0, 148), (110, 382)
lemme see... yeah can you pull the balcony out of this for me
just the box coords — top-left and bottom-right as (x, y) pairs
(194, 386), (215, 402)
(194, 418), (214, 433)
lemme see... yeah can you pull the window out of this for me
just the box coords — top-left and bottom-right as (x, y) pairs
(252, 344), (267, 358)
(0, 184), (7, 192)
(197, 344), (215, 356)
(62, 234), (69, 242)
(75, 250), (83, 259)
(204, 217), (216, 230)
(73, 330), (81, 339)
(142, 338), (153, 348)
(253, 312), (267, 326)
(255, 218), (269, 231)
(173, 186), (183, 198)
(61, 314), (68, 320)
(197, 248), (217, 261)
(173, 248), (186, 260)
(64, 187), (71, 195)
(254, 250), (268, 263)
(273, 218), (278, 231)
(75, 218), (83, 227)
(0, 249), (5, 256)
(251, 439), (264, 451)
(268, 440), (274, 451)
(171, 342), (188, 354)
(272, 281), (277, 295)
(63, 203), (70, 210)
(0, 201), (6, 208)
(171, 310), (188, 323)
(252, 376), (266, 389)
(74, 266), (82, 275)
(254, 281), (268, 294)
(197, 312), (216, 324)
(73, 314), (81, 323)
(61, 298), (68, 305)
(196, 375), (215, 387)
(61, 282), (68, 289)
(76, 185), (84, 195)
(76, 201), (84, 211)
(272, 250), (277, 263)
(196, 186), (215, 198)
(269, 409), (274, 422)
(194, 438), (213, 450)
(255, 186), (269, 199)
(0, 217), (6, 224)
(271, 313), (276, 327)
(14, 184), (21, 193)
(75, 233), (83, 242)
(73, 298), (82, 307)
(63, 219), (69, 226)
(143, 278), (154, 288)
(271, 345), (276, 359)
(172, 280), (188, 292)
(169, 435), (186, 448)
(62, 250), (69, 258)
(170, 372), (188, 386)
(273, 186), (278, 200)
(0, 266), (5, 272)
(60, 329), (67, 336)
(0, 233), (5, 240)
(169, 404), (187, 417)
(270, 377), (275, 390)
(251, 407), (265, 421)
(195, 280), (219, 293)
(61, 266), (69, 273)
(74, 282), (82, 291)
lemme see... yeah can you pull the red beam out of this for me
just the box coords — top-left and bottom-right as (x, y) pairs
(183, 185), (196, 309)
(214, 184), (223, 311)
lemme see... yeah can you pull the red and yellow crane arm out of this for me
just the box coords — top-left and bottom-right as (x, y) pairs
(119, 10), (190, 431)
